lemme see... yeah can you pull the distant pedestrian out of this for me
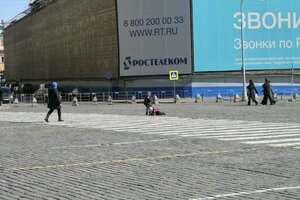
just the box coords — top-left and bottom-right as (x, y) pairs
(261, 79), (275, 105)
(268, 80), (276, 104)
(44, 82), (63, 122)
(144, 91), (152, 115)
(247, 80), (258, 106)
(0, 87), (3, 107)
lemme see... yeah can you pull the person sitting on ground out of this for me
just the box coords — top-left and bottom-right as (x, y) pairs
(149, 107), (166, 116)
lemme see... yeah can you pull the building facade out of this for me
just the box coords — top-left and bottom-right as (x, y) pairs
(3, 0), (300, 96)
(4, 0), (118, 87)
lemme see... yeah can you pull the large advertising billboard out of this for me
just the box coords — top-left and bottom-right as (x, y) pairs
(117, 0), (192, 77)
(193, 0), (300, 72)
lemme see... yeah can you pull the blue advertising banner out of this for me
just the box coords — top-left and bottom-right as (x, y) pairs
(193, 0), (300, 72)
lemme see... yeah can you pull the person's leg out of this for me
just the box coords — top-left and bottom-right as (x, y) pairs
(146, 105), (150, 115)
(261, 95), (267, 105)
(248, 95), (251, 105)
(251, 95), (258, 105)
(57, 108), (63, 121)
(45, 109), (54, 122)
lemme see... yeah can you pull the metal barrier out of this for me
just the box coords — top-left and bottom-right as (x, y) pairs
(57, 90), (238, 101)
(14, 94), (35, 104)
(11, 88), (300, 104)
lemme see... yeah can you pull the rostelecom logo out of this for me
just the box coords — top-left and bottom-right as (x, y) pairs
(123, 57), (132, 70)
(123, 56), (188, 70)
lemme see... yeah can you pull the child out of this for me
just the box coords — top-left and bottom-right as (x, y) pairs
(149, 107), (165, 116)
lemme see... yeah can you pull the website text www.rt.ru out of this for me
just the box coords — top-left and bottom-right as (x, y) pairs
(129, 27), (178, 37)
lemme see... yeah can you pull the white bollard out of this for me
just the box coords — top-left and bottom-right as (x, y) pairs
(32, 96), (38, 107)
(153, 95), (159, 105)
(72, 97), (79, 106)
(108, 96), (113, 105)
(131, 95), (136, 104)
(273, 93), (277, 101)
(216, 93), (222, 103)
(175, 95), (181, 103)
(293, 93), (298, 100)
(234, 94), (240, 102)
(92, 96), (98, 105)
(13, 98), (20, 107)
(195, 93), (202, 103)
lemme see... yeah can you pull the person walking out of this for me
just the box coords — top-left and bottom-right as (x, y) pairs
(261, 79), (275, 105)
(268, 80), (276, 105)
(144, 91), (152, 115)
(44, 82), (63, 122)
(247, 80), (258, 106)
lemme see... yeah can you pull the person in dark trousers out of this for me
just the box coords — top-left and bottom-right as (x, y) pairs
(247, 80), (258, 106)
(144, 91), (152, 115)
(268, 80), (276, 104)
(0, 87), (3, 107)
(45, 82), (63, 122)
(261, 79), (275, 105)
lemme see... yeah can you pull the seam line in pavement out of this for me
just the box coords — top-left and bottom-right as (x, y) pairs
(50, 138), (181, 149)
(0, 148), (261, 173)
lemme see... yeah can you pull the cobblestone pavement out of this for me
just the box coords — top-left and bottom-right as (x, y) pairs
(0, 101), (300, 199)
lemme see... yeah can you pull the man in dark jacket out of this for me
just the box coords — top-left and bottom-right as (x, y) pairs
(261, 79), (275, 105)
(247, 80), (258, 106)
(45, 82), (63, 122)
(144, 91), (152, 115)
